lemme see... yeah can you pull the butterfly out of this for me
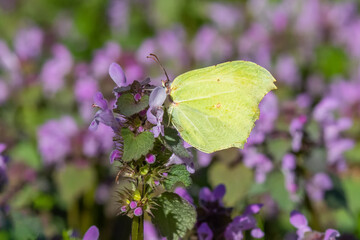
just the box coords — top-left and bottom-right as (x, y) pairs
(148, 54), (277, 153)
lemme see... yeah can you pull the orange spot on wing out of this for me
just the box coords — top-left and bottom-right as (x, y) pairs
(215, 103), (221, 108)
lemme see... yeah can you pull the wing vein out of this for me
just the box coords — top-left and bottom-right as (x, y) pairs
(175, 90), (237, 103)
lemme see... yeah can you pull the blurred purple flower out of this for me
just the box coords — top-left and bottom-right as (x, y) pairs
(275, 55), (299, 87)
(83, 123), (114, 158)
(238, 23), (271, 68)
(207, 3), (241, 30)
(289, 115), (307, 152)
(0, 79), (9, 104)
(174, 187), (194, 205)
(108, 0), (129, 34)
(37, 116), (78, 165)
(91, 42), (121, 78)
(243, 148), (273, 183)
(144, 221), (166, 240)
(197, 151), (213, 167)
(306, 173), (333, 201)
(83, 225), (99, 240)
(95, 184), (110, 204)
(199, 184), (226, 206)
(0, 40), (21, 86)
(14, 26), (43, 60)
(0, 143), (8, 190)
(75, 75), (99, 121)
(193, 26), (232, 64)
(197, 222), (213, 240)
(313, 97), (339, 123)
(247, 92), (278, 145)
(40, 44), (73, 95)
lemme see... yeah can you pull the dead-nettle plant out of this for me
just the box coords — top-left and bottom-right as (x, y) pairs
(89, 56), (276, 240)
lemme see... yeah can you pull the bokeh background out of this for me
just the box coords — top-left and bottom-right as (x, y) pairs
(1, 0), (360, 239)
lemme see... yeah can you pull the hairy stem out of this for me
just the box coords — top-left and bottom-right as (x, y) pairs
(131, 215), (144, 240)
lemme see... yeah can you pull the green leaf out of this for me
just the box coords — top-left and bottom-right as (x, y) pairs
(122, 128), (155, 162)
(315, 45), (349, 80)
(163, 127), (191, 159)
(9, 142), (41, 170)
(208, 162), (253, 206)
(11, 211), (43, 240)
(152, 192), (196, 240)
(54, 164), (96, 206)
(265, 171), (295, 211)
(116, 93), (149, 117)
(164, 164), (192, 190)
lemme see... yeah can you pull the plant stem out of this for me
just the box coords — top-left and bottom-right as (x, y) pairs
(131, 215), (144, 240)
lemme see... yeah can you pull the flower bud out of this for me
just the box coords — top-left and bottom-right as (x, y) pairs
(134, 207), (143, 216)
(146, 154), (156, 164)
(130, 201), (137, 209)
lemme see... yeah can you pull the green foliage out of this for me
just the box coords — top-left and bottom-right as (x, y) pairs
(11, 211), (43, 240)
(54, 164), (96, 206)
(9, 142), (41, 170)
(164, 164), (192, 190)
(121, 128), (155, 162)
(265, 172), (294, 211)
(116, 94), (149, 117)
(163, 127), (191, 159)
(208, 161), (253, 206)
(325, 174), (348, 210)
(152, 192), (196, 240)
(315, 45), (349, 80)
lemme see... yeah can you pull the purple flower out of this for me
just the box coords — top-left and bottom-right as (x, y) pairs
(145, 154), (156, 164)
(0, 79), (9, 104)
(174, 187), (194, 204)
(14, 26), (43, 60)
(324, 229), (340, 240)
(108, 0), (129, 34)
(83, 123), (114, 158)
(207, 3), (241, 30)
(149, 87), (167, 108)
(197, 151), (213, 167)
(109, 62), (127, 87)
(134, 207), (143, 216)
(306, 173), (333, 201)
(247, 92), (278, 146)
(110, 149), (122, 164)
(225, 204), (263, 240)
(197, 222), (213, 240)
(199, 184), (226, 205)
(130, 201), (137, 209)
(146, 107), (164, 138)
(89, 92), (122, 132)
(289, 115), (307, 152)
(192, 26), (232, 64)
(167, 153), (194, 174)
(91, 42), (121, 78)
(74, 75), (99, 121)
(37, 116), (78, 165)
(83, 225), (99, 240)
(289, 210), (311, 239)
(243, 148), (273, 183)
(144, 221), (166, 240)
(0, 143), (8, 190)
(275, 55), (299, 87)
(251, 228), (264, 239)
(40, 44), (73, 95)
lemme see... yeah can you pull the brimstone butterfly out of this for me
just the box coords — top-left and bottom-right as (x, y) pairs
(149, 57), (277, 153)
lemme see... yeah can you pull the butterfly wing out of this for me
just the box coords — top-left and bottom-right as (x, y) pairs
(168, 61), (276, 153)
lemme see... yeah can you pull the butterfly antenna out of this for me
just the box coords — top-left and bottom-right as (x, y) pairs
(147, 53), (170, 86)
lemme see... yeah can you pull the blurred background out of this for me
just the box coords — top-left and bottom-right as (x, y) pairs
(0, 0), (360, 239)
